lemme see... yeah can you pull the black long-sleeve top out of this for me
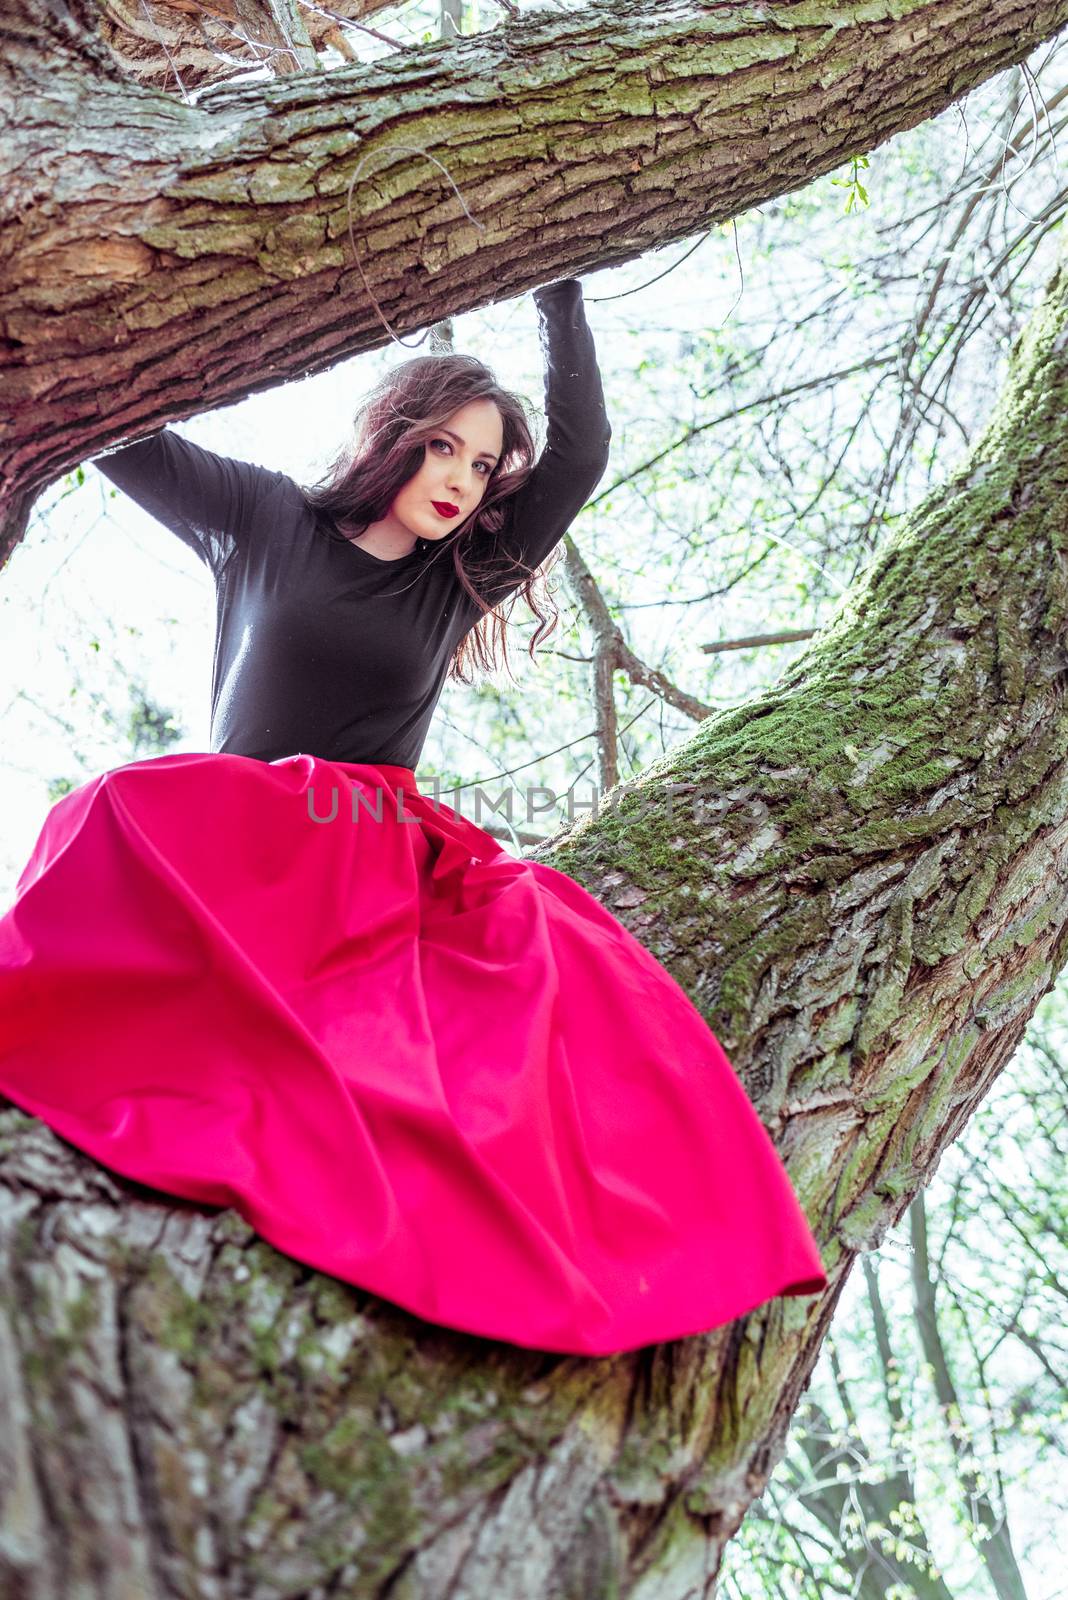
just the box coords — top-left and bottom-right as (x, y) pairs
(89, 278), (611, 770)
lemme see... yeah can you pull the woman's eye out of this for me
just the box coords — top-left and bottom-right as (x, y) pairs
(431, 440), (490, 475)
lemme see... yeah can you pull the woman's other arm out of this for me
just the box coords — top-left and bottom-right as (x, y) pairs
(476, 277), (612, 607)
(90, 427), (290, 580)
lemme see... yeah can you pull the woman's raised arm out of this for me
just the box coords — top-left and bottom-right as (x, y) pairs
(473, 277), (612, 608)
(90, 427), (291, 581)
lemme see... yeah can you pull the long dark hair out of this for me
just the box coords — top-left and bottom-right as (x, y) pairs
(300, 352), (560, 684)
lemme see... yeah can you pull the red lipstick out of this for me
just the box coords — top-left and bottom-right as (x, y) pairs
(431, 501), (459, 518)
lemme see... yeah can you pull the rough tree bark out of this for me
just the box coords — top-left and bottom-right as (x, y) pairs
(3, 2), (1068, 1596)
(95, 0), (401, 93)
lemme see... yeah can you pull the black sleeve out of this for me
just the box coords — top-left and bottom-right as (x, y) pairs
(89, 427), (290, 581)
(470, 277), (612, 609)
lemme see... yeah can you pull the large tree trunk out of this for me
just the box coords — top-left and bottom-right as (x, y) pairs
(5, 4), (1068, 1596)
(4, 0), (1068, 558)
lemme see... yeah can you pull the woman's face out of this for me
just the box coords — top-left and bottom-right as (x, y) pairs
(392, 398), (505, 544)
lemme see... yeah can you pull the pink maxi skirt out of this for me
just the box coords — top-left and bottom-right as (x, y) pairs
(0, 751), (826, 1355)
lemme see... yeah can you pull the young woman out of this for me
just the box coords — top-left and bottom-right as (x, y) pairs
(0, 278), (827, 1356)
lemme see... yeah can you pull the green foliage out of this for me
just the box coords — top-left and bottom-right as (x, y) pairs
(51, 464), (86, 509)
(125, 689), (184, 755)
(829, 153), (872, 214)
(45, 774), (80, 803)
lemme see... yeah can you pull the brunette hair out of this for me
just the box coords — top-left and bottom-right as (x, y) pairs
(300, 352), (560, 684)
